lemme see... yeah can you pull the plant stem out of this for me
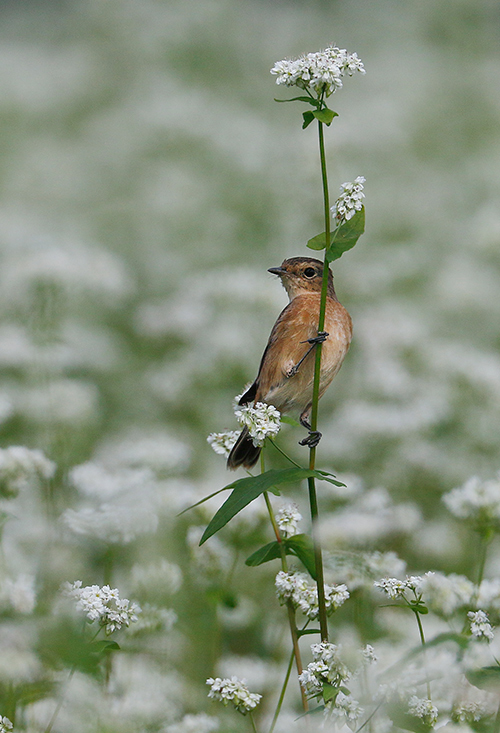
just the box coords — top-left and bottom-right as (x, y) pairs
(305, 118), (332, 643)
(249, 711), (259, 733)
(413, 610), (431, 700)
(261, 457), (309, 713)
(269, 649), (295, 733)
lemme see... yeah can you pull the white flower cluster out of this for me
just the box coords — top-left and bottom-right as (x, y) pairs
(327, 690), (364, 729)
(165, 713), (219, 733)
(275, 571), (349, 619)
(468, 610), (494, 640)
(234, 401), (281, 447)
(299, 642), (351, 695)
(276, 503), (302, 537)
(206, 676), (262, 714)
(452, 701), (486, 724)
(62, 581), (141, 634)
(408, 695), (438, 727)
(0, 717), (12, 733)
(206, 431), (239, 458)
(374, 574), (424, 600)
(331, 176), (365, 224)
(271, 45), (365, 97)
(443, 474), (500, 524)
(0, 446), (55, 497)
(418, 571), (474, 617)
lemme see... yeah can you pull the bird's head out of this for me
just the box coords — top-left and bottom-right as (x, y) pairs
(268, 257), (336, 300)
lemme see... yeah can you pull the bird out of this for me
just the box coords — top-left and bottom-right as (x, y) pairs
(227, 256), (352, 470)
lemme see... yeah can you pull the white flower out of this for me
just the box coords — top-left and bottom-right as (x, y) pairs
(234, 401), (281, 447)
(374, 577), (408, 600)
(0, 717), (12, 733)
(62, 581), (141, 634)
(206, 676), (261, 714)
(408, 695), (438, 726)
(276, 503), (302, 537)
(361, 644), (378, 665)
(299, 642), (351, 696)
(327, 690), (363, 729)
(0, 446), (55, 497)
(468, 610), (494, 640)
(452, 701), (486, 724)
(2, 575), (36, 614)
(331, 176), (365, 224)
(443, 474), (500, 524)
(271, 45), (365, 97)
(207, 431), (239, 457)
(275, 571), (349, 619)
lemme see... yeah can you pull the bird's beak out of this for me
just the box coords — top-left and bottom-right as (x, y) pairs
(268, 266), (286, 276)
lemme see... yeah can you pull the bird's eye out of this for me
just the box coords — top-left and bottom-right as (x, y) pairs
(303, 267), (316, 278)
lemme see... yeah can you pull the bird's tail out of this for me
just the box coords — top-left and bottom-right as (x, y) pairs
(227, 426), (261, 470)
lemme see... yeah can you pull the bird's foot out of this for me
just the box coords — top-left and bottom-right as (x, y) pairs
(305, 331), (329, 345)
(299, 430), (322, 448)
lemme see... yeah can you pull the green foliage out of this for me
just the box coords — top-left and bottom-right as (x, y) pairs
(307, 207), (365, 261)
(245, 533), (317, 579)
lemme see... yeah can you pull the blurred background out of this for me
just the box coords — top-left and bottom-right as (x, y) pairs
(0, 0), (499, 730)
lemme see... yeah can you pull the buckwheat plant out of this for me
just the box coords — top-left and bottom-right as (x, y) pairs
(194, 43), (366, 732)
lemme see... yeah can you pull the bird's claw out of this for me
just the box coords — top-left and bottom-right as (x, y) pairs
(305, 331), (329, 345)
(299, 430), (322, 448)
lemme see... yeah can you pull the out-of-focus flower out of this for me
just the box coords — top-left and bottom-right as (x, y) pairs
(271, 45), (365, 96)
(419, 571), (474, 617)
(0, 446), (55, 497)
(361, 644), (378, 665)
(452, 702), (486, 724)
(163, 713), (219, 733)
(408, 696), (438, 727)
(275, 571), (349, 619)
(1, 574), (36, 614)
(331, 176), (365, 224)
(443, 474), (500, 525)
(276, 503), (302, 537)
(468, 610), (494, 640)
(234, 402), (281, 447)
(207, 431), (239, 457)
(127, 604), (177, 635)
(206, 676), (261, 714)
(327, 690), (363, 730)
(62, 581), (141, 634)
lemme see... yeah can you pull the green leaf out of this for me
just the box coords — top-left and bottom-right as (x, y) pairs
(200, 468), (341, 544)
(326, 207), (365, 263)
(313, 108), (338, 125)
(92, 640), (120, 655)
(306, 232), (328, 251)
(280, 415), (301, 427)
(274, 96), (319, 106)
(410, 602), (429, 615)
(388, 710), (433, 733)
(245, 541), (281, 567)
(466, 666), (500, 691)
(285, 534), (317, 579)
(177, 487), (227, 516)
(322, 683), (339, 704)
(302, 110), (315, 129)
(297, 628), (321, 637)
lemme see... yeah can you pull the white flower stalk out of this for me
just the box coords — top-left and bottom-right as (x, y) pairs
(62, 581), (141, 634)
(271, 45), (365, 97)
(408, 696), (438, 727)
(331, 176), (365, 224)
(443, 474), (500, 524)
(275, 570), (349, 619)
(276, 503), (302, 537)
(299, 642), (351, 696)
(0, 717), (12, 733)
(207, 431), (239, 458)
(468, 610), (494, 640)
(234, 401), (281, 447)
(206, 676), (261, 714)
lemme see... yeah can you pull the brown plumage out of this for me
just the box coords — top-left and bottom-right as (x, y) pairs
(227, 256), (352, 470)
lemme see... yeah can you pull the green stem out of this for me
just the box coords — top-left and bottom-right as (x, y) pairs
(269, 649), (295, 733)
(249, 711), (259, 733)
(305, 118), (332, 643)
(261, 457), (308, 713)
(268, 438), (303, 468)
(413, 610), (431, 700)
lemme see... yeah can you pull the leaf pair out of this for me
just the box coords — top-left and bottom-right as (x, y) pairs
(307, 206), (365, 263)
(274, 96), (338, 130)
(245, 533), (317, 579)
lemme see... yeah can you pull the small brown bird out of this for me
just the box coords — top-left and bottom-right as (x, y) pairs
(227, 256), (352, 470)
